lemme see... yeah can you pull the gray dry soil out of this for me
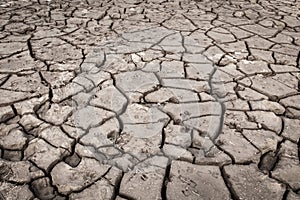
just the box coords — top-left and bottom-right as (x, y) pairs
(0, 0), (299, 199)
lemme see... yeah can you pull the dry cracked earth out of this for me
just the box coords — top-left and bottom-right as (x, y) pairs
(0, 0), (300, 199)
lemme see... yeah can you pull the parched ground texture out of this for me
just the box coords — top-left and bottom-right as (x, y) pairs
(0, 0), (300, 199)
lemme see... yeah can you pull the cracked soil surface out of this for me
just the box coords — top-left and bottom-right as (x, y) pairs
(0, 0), (300, 199)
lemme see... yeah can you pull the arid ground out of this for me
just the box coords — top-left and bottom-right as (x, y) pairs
(0, 0), (299, 199)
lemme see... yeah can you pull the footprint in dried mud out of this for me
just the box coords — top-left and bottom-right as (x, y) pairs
(63, 27), (226, 172)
